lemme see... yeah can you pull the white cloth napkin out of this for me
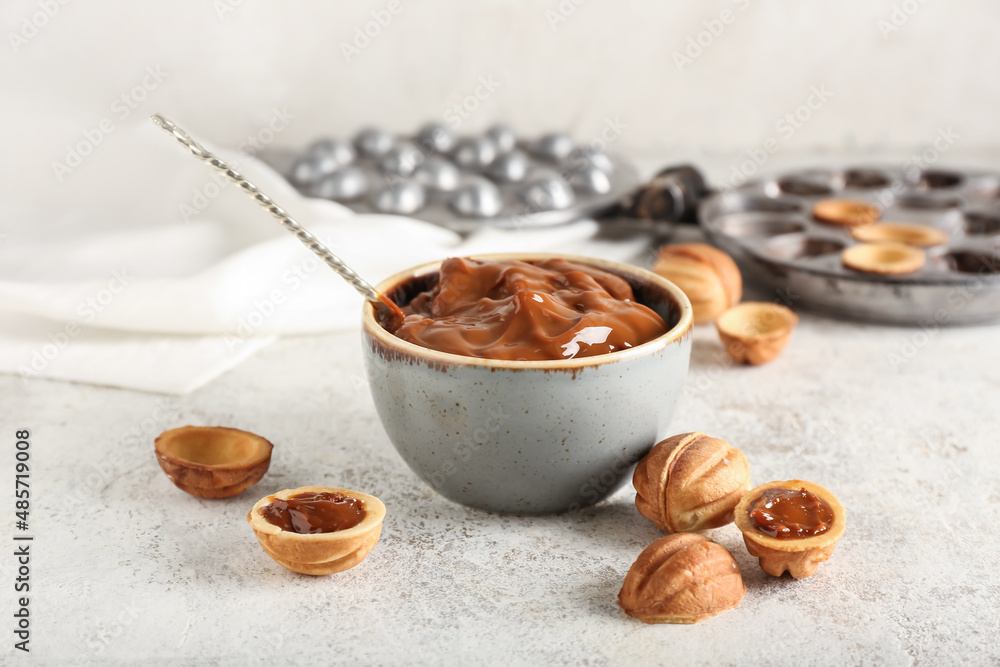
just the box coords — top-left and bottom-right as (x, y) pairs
(0, 123), (651, 394)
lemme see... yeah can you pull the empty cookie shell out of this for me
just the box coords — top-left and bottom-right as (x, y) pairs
(813, 199), (881, 227)
(716, 302), (798, 365)
(849, 222), (949, 247)
(154, 426), (273, 499)
(842, 242), (926, 275)
(248, 486), (386, 575)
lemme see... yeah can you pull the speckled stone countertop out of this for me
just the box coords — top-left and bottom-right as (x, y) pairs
(6, 148), (1000, 664)
(5, 286), (999, 665)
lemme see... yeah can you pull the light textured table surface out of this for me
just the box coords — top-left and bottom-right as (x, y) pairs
(5, 268), (999, 666)
(5, 152), (1000, 665)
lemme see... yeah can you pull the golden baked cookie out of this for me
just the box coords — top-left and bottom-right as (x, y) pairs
(715, 302), (798, 365)
(633, 432), (751, 533)
(842, 242), (926, 275)
(247, 486), (385, 575)
(618, 533), (745, 624)
(849, 222), (949, 247)
(812, 199), (881, 227)
(154, 426), (273, 498)
(734, 480), (846, 578)
(652, 243), (742, 324)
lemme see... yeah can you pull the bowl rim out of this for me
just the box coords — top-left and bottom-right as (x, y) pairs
(361, 252), (693, 370)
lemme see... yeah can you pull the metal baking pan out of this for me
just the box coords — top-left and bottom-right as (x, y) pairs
(257, 125), (641, 234)
(698, 166), (1000, 325)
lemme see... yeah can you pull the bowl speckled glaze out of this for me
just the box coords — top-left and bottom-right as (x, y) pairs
(361, 253), (693, 515)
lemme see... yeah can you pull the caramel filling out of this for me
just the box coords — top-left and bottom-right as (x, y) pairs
(262, 491), (366, 534)
(389, 258), (668, 361)
(748, 488), (833, 539)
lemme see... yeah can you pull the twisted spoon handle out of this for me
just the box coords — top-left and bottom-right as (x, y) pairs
(149, 114), (403, 323)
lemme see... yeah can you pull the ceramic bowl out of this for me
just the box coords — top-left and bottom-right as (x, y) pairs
(361, 253), (693, 515)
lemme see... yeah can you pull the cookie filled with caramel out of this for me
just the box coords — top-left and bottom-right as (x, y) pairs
(248, 486), (386, 575)
(735, 480), (846, 578)
(387, 257), (668, 361)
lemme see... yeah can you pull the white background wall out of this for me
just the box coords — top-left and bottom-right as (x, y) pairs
(2, 0), (997, 232)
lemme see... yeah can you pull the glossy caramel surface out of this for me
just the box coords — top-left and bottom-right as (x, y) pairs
(747, 487), (834, 539)
(389, 257), (668, 361)
(262, 491), (366, 534)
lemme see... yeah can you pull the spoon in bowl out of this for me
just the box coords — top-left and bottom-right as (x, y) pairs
(149, 114), (405, 327)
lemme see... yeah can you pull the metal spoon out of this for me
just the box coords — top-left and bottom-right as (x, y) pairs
(149, 114), (404, 326)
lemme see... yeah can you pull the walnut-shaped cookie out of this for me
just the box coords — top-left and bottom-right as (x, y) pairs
(652, 243), (742, 324)
(734, 480), (846, 578)
(633, 432), (752, 533)
(618, 533), (745, 624)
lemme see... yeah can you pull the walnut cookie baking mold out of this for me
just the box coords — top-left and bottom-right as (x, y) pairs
(248, 486), (386, 575)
